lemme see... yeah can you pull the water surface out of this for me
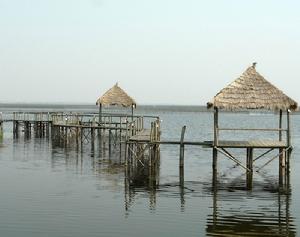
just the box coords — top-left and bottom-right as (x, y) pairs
(0, 105), (299, 236)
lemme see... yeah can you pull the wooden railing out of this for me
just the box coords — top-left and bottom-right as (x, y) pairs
(150, 119), (161, 142)
(214, 127), (288, 146)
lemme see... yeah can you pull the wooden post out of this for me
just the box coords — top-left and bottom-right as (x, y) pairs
(246, 148), (253, 190)
(286, 109), (291, 174)
(109, 129), (112, 155)
(15, 121), (19, 138)
(179, 126), (186, 187)
(287, 110), (291, 147)
(91, 127), (95, 151)
(212, 148), (218, 180)
(0, 122), (3, 141)
(279, 109), (284, 168)
(179, 126), (186, 168)
(212, 107), (219, 180)
(213, 107), (219, 146)
(98, 104), (102, 124)
(279, 109), (283, 141)
(131, 104), (134, 122)
(119, 117), (122, 160)
(80, 127), (83, 149)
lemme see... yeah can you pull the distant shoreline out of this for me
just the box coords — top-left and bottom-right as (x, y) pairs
(0, 103), (299, 114)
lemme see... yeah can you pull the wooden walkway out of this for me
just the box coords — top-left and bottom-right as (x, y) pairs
(129, 129), (151, 142)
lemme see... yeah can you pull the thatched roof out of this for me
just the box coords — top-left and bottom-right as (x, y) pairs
(96, 83), (136, 107)
(207, 63), (298, 111)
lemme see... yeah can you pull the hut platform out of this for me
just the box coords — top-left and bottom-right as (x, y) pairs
(205, 140), (288, 149)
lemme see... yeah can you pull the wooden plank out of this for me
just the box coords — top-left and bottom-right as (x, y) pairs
(218, 128), (287, 132)
(206, 140), (287, 148)
(129, 129), (151, 142)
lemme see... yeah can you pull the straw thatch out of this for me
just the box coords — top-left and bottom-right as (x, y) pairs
(207, 63), (298, 111)
(96, 83), (136, 107)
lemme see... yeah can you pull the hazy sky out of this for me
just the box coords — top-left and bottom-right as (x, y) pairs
(0, 0), (299, 105)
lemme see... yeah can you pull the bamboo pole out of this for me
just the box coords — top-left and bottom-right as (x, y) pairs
(213, 107), (219, 146)
(179, 126), (186, 168)
(179, 126), (186, 187)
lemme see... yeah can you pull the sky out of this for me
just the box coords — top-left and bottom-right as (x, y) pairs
(0, 0), (300, 105)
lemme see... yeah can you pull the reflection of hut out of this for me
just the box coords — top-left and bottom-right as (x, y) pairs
(96, 83), (136, 122)
(207, 63), (298, 187)
(206, 187), (296, 236)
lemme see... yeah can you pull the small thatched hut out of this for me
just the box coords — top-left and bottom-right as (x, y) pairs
(96, 83), (136, 122)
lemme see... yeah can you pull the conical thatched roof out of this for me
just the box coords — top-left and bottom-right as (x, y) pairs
(207, 63), (298, 111)
(96, 83), (136, 107)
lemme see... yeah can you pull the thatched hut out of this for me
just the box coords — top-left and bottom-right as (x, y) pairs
(207, 63), (298, 187)
(207, 62), (297, 111)
(207, 63), (297, 146)
(96, 83), (136, 122)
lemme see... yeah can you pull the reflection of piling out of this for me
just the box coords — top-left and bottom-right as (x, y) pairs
(0, 121), (3, 141)
(207, 177), (294, 237)
(13, 121), (19, 138)
(124, 146), (160, 213)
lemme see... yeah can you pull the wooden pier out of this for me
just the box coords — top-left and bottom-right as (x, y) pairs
(0, 67), (298, 190)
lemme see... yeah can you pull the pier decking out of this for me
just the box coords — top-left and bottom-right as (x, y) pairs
(206, 140), (288, 148)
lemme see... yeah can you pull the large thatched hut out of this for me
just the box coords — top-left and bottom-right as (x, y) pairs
(207, 63), (298, 187)
(96, 83), (136, 122)
(207, 63), (297, 111)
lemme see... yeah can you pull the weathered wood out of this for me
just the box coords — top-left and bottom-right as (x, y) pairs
(206, 140), (287, 148)
(98, 104), (102, 123)
(179, 126), (186, 168)
(279, 109), (283, 141)
(213, 108), (219, 146)
(246, 148), (253, 171)
(91, 127), (95, 150)
(0, 122), (3, 141)
(246, 148), (253, 189)
(218, 128), (287, 132)
(108, 129), (112, 155)
(287, 110), (291, 147)
(212, 147), (217, 176)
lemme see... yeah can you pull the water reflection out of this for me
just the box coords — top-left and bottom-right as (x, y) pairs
(206, 180), (296, 237)
(124, 152), (160, 214)
(9, 135), (298, 237)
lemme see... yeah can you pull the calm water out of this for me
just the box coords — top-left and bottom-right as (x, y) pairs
(0, 105), (299, 237)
